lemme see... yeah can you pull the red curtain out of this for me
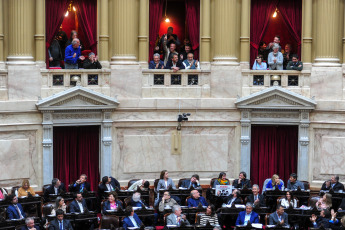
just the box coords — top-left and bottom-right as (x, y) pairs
(250, 0), (278, 67)
(75, 0), (98, 53)
(45, 0), (70, 68)
(277, 0), (302, 58)
(250, 126), (298, 189)
(149, 0), (164, 61)
(53, 126), (100, 192)
(185, 0), (200, 60)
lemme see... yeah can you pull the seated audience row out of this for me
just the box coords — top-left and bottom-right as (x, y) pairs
(149, 52), (200, 71)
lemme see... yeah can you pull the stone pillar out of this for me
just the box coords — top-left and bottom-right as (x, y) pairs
(101, 111), (113, 178)
(240, 0), (250, 68)
(240, 110), (251, 179)
(35, 0), (45, 68)
(200, 0), (211, 67)
(0, 0), (4, 68)
(110, 0), (139, 65)
(301, 0), (312, 65)
(7, 0), (35, 65)
(298, 110), (310, 181)
(42, 112), (54, 185)
(313, 0), (341, 66)
(213, 0), (239, 65)
(99, 0), (110, 67)
(138, 0), (149, 68)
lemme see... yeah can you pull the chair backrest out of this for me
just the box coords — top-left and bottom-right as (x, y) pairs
(210, 178), (217, 188)
(164, 212), (172, 226)
(185, 195), (191, 205)
(195, 212), (206, 224)
(0, 188), (8, 195)
(262, 179), (270, 194)
(11, 186), (21, 196)
(265, 213), (272, 226)
(42, 184), (51, 194)
(128, 179), (141, 189)
(100, 215), (119, 229)
(308, 195), (320, 208)
(178, 178), (190, 188)
(301, 180), (310, 190)
(154, 178), (160, 192)
(42, 203), (54, 217)
(124, 196), (132, 207)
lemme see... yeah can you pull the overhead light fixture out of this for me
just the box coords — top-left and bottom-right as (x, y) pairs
(65, 11), (69, 17)
(164, 0), (170, 23)
(273, 8), (278, 18)
(73, 6), (76, 11)
(165, 18), (170, 23)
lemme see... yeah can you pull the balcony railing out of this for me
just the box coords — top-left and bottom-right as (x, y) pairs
(141, 69), (211, 98)
(241, 70), (311, 98)
(0, 70), (8, 100)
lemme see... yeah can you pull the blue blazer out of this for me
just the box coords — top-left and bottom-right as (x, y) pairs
(187, 196), (208, 207)
(235, 211), (260, 225)
(21, 225), (40, 230)
(266, 180), (283, 190)
(149, 60), (164, 69)
(122, 213), (142, 230)
(69, 199), (88, 213)
(7, 204), (26, 219)
(102, 200), (123, 214)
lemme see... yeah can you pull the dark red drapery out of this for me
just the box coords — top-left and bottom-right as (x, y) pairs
(45, 0), (70, 68)
(149, 0), (164, 61)
(185, 0), (200, 60)
(250, 126), (298, 190)
(75, 0), (98, 53)
(277, 0), (302, 58)
(53, 126), (100, 192)
(250, 0), (278, 67)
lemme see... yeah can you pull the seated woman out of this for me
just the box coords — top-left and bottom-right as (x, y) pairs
(122, 205), (143, 230)
(17, 179), (36, 197)
(265, 174), (284, 191)
(200, 204), (219, 226)
(213, 172), (230, 188)
(51, 196), (67, 216)
(102, 191), (123, 214)
(316, 193), (332, 210)
(280, 191), (298, 208)
(252, 55), (267, 70)
(157, 170), (176, 191)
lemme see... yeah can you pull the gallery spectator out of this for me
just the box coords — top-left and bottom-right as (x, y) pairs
(286, 54), (303, 71)
(266, 35), (281, 53)
(268, 44), (283, 70)
(165, 54), (185, 72)
(179, 43), (193, 61)
(183, 53), (200, 69)
(160, 27), (181, 51)
(48, 36), (63, 67)
(149, 53), (164, 69)
(252, 55), (267, 70)
(283, 44), (293, 69)
(64, 38), (85, 69)
(83, 52), (102, 69)
(258, 41), (269, 62)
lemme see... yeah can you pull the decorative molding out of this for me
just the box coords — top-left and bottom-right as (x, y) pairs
(251, 112), (299, 119)
(53, 113), (101, 120)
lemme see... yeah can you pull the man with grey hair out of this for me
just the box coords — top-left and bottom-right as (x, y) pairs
(246, 184), (265, 207)
(22, 217), (40, 230)
(268, 43), (283, 70)
(321, 175), (344, 191)
(83, 52), (102, 69)
(235, 203), (259, 225)
(149, 53), (164, 69)
(64, 38), (85, 69)
(130, 192), (148, 208)
(166, 205), (190, 226)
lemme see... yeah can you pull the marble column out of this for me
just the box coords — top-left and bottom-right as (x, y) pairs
(42, 112), (53, 185)
(213, 0), (239, 65)
(298, 110), (310, 181)
(110, 0), (139, 65)
(7, 0), (35, 65)
(301, 0), (312, 65)
(101, 111), (113, 178)
(35, 0), (45, 68)
(200, 0), (211, 67)
(240, 0), (250, 68)
(0, 0), (4, 68)
(138, 0), (149, 68)
(240, 110), (251, 179)
(99, 0), (110, 67)
(313, 0), (341, 66)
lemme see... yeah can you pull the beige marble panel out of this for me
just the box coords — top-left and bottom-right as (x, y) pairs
(310, 67), (343, 100)
(0, 139), (30, 180)
(321, 137), (345, 174)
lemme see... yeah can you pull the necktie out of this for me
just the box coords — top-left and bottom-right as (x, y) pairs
(59, 221), (63, 230)
(15, 205), (23, 219)
(79, 184), (84, 192)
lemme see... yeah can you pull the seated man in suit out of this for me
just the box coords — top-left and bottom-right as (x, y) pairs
(48, 209), (73, 230)
(246, 184), (265, 207)
(71, 174), (91, 193)
(165, 53), (185, 72)
(69, 192), (89, 213)
(187, 190), (208, 208)
(149, 53), (164, 69)
(287, 173), (304, 190)
(21, 217), (40, 230)
(233, 172), (252, 189)
(44, 178), (66, 201)
(7, 194), (26, 220)
(98, 176), (121, 199)
(166, 205), (190, 226)
(321, 175), (344, 191)
(224, 189), (242, 206)
(310, 209), (334, 228)
(181, 174), (201, 189)
(235, 203), (259, 226)
(269, 205), (289, 227)
(123, 206), (143, 230)
(130, 192), (148, 208)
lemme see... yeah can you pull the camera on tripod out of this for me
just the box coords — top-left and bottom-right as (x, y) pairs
(177, 113), (191, 122)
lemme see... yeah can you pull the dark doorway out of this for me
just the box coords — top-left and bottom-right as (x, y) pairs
(53, 126), (100, 192)
(250, 125), (298, 189)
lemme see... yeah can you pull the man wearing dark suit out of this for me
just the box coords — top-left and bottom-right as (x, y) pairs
(181, 174), (201, 189)
(71, 174), (91, 192)
(246, 184), (265, 207)
(21, 217), (40, 230)
(224, 189), (242, 206)
(235, 203), (260, 225)
(269, 205), (289, 227)
(7, 194), (26, 220)
(321, 175), (344, 191)
(123, 206), (143, 230)
(233, 172), (252, 189)
(165, 54), (185, 72)
(44, 178), (66, 201)
(98, 176), (121, 199)
(49, 209), (73, 230)
(69, 192), (89, 213)
(310, 209), (332, 228)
